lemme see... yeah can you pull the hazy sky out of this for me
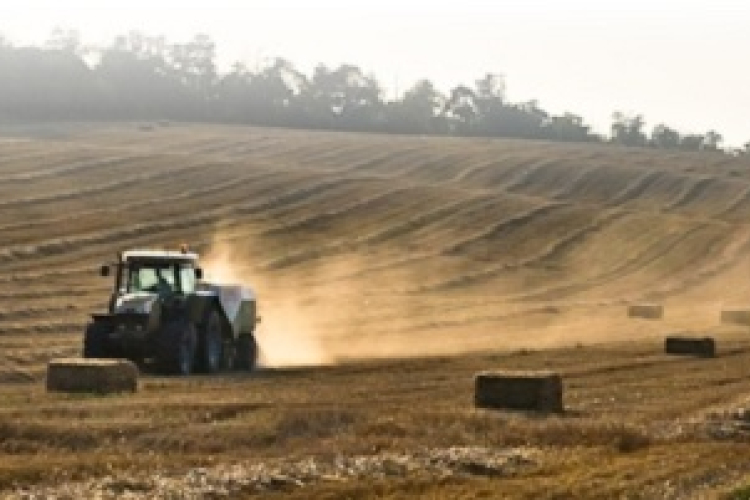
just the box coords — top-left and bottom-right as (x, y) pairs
(1, 0), (748, 147)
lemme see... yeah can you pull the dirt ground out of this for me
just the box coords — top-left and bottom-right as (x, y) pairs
(2, 122), (750, 498)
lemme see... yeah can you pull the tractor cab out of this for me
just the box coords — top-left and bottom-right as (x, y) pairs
(102, 250), (203, 313)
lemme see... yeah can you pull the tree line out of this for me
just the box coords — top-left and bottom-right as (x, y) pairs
(0, 30), (747, 154)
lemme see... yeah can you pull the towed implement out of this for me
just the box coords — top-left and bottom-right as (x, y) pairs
(83, 248), (259, 375)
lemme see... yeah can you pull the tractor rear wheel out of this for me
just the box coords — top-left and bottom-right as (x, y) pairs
(197, 309), (224, 374)
(156, 320), (197, 375)
(234, 334), (258, 371)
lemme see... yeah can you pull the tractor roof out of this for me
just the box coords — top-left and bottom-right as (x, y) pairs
(121, 249), (199, 263)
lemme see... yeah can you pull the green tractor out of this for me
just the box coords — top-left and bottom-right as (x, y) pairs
(83, 248), (259, 375)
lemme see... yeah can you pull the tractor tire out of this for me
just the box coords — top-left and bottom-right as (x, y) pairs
(83, 322), (112, 358)
(221, 339), (236, 372)
(197, 309), (224, 374)
(156, 320), (197, 376)
(234, 334), (258, 371)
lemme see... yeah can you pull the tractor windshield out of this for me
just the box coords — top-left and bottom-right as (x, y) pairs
(125, 261), (197, 294)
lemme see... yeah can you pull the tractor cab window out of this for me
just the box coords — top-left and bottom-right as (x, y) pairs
(128, 263), (176, 294)
(179, 265), (197, 293)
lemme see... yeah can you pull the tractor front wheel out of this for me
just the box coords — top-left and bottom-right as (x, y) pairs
(83, 322), (111, 358)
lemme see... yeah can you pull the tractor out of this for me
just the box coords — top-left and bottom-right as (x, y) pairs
(83, 248), (259, 375)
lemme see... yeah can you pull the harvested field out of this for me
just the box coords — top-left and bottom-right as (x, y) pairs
(2, 122), (750, 498)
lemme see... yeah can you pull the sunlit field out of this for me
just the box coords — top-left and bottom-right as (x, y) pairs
(2, 122), (750, 498)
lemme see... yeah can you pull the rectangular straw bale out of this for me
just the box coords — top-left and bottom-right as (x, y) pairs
(46, 358), (138, 394)
(474, 370), (563, 413)
(627, 304), (663, 319)
(664, 336), (715, 358)
(720, 310), (750, 326)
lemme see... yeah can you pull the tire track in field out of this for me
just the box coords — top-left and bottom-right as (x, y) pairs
(394, 152), (487, 183)
(0, 154), (146, 184)
(637, 225), (750, 301)
(257, 194), (484, 270)
(412, 208), (625, 293)
(0, 166), (287, 247)
(662, 177), (718, 212)
(716, 183), (750, 220)
(0, 152), (282, 222)
(0, 148), (98, 172)
(606, 170), (666, 206)
(256, 192), (557, 273)
(0, 160), (210, 212)
(345, 146), (439, 175)
(448, 160), (510, 185)
(455, 158), (553, 192)
(508, 223), (717, 302)
(262, 184), (418, 235)
(173, 138), (271, 157)
(441, 203), (564, 256)
(289, 142), (397, 170)
(500, 159), (573, 194)
(0, 173), (364, 269)
(547, 164), (602, 200)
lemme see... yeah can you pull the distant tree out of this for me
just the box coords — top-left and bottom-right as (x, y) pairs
(679, 134), (705, 151)
(248, 58), (306, 125)
(474, 73), (505, 113)
(0, 46), (97, 119)
(512, 100), (549, 138)
(444, 85), (478, 133)
(169, 33), (217, 109)
(0, 31), (734, 152)
(300, 63), (384, 130)
(386, 79), (445, 134)
(546, 113), (596, 142)
(214, 62), (254, 122)
(611, 112), (647, 147)
(95, 31), (190, 119)
(472, 73), (509, 136)
(650, 124), (681, 149)
(703, 130), (723, 152)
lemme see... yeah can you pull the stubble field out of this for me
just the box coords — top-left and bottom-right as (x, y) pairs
(2, 122), (750, 498)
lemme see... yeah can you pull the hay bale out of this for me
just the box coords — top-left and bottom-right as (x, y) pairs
(627, 304), (663, 319)
(46, 358), (138, 394)
(720, 310), (750, 326)
(664, 336), (715, 358)
(475, 371), (563, 412)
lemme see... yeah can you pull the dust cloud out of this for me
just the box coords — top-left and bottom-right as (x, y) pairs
(200, 234), (334, 368)
(197, 228), (498, 368)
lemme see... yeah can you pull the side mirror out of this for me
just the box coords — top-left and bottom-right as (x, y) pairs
(100, 265), (110, 277)
(195, 268), (203, 280)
